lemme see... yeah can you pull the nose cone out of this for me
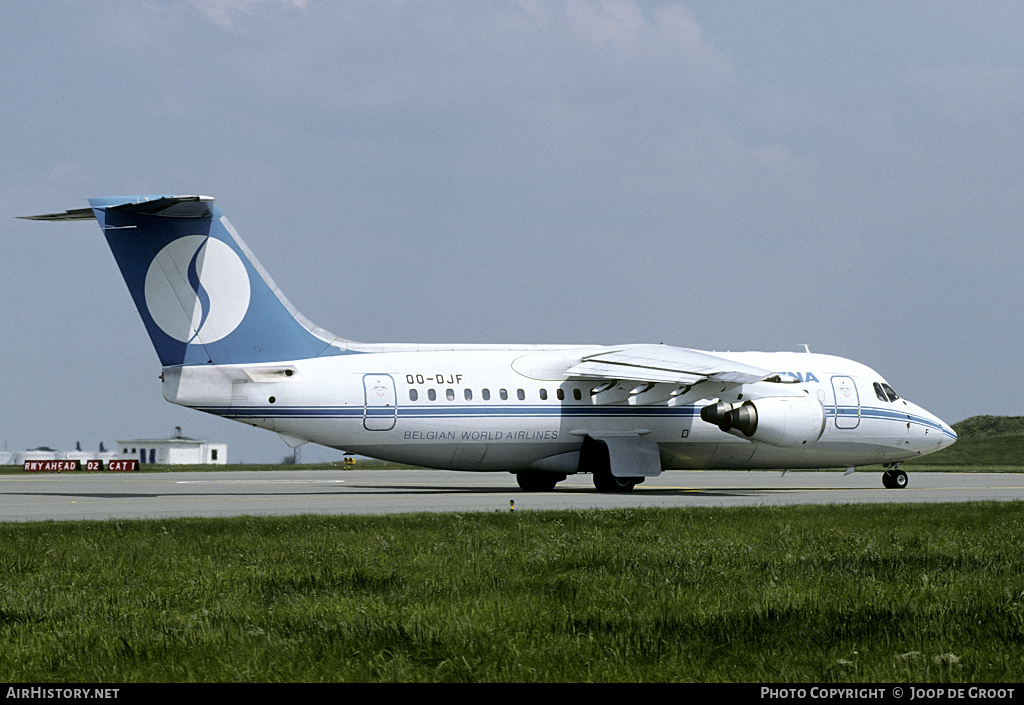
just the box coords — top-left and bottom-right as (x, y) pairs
(895, 398), (957, 459)
(919, 404), (957, 453)
(937, 419), (958, 450)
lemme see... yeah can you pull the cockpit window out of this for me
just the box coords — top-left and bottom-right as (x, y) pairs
(874, 382), (900, 402)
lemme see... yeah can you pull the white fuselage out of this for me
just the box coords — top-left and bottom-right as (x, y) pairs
(163, 346), (956, 472)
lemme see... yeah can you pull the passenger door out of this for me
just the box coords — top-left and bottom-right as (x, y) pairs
(831, 375), (861, 429)
(363, 374), (397, 431)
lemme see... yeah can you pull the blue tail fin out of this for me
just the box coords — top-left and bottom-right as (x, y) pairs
(37, 195), (350, 366)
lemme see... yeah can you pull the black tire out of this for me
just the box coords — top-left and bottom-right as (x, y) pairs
(882, 468), (908, 489)
(516, 472), (564, 492)
(592, 469), (638, 493)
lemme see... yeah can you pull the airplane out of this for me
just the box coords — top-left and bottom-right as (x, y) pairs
(23, 195), (957, 492)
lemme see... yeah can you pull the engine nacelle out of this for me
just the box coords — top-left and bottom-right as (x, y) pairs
(700, 396), (826, 448)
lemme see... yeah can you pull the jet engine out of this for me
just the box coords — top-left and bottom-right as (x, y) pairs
(700, 396), (826, 448)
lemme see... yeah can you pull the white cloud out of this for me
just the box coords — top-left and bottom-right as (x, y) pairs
(188, 0), (309, 31)
(565, 0), (735, 90)
(897, 62), (1019, 125)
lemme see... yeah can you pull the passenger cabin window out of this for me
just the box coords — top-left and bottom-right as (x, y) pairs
(446, 389), (455, 401)
(500, 389), (508, 401)
(464, 389), (473, 401)
(409, 389), (418, 402)
(517, 389), (526, 401)
(556, 389), (565, 401)
(539, 389), (548, 401)
(428, 389), (437, 401)
(573, 388), (582, 401)
(482, 389), (491, 401)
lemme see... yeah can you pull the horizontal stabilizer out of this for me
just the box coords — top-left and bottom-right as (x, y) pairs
(99, 195), (214, 218)
(20, 195), (214, 222)
(19, 208), (95, 221)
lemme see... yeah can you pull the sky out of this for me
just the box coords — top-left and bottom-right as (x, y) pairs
(2, 1), (1022, 463)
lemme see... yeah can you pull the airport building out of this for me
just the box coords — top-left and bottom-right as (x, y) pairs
(118, 433), (227, 465)
(2, 428), (227, 466)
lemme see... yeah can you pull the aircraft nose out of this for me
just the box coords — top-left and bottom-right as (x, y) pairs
(913, 403), (957, 452)
(938, 419), (958, 449)
(924, 407), (957, 450)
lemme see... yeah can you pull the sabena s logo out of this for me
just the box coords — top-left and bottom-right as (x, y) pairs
(144, 235), (251, 344)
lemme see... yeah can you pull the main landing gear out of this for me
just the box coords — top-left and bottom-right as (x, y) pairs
(591, 467), (642, 493)
(514, 469), (643, 492)
(882, 463), (909, 489)
(515, 437), (650, 493)
(515, 472), (566, 492)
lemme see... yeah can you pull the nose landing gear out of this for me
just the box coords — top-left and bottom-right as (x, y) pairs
(882, 464), (908, 489)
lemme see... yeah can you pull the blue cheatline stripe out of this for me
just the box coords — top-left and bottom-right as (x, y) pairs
(832, 405), (956, 439)
(205, 404), (701, 417)
(196, 402), (954, 438)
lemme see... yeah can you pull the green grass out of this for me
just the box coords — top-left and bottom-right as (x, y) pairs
(904, 435), (1024, 468)
(953, 416), (1024, 439)
(2, 503), (1024, 682)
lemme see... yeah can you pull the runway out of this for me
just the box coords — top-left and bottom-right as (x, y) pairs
(1, 469), (1022, 522)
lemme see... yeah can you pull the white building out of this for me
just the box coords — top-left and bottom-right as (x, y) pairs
(118, 436), (227, 465)
(3, 429), (227, 466)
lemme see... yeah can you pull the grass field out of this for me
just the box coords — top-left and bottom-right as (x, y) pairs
(1, 502), (1023, 683)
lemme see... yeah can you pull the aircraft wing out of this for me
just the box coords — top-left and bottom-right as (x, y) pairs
(565, 344), (771, 386)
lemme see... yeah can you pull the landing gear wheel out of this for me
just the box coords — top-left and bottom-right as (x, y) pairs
(592, 469), (639, 493)
(882, 467), (908, 489)
(516, 472), (565, 492)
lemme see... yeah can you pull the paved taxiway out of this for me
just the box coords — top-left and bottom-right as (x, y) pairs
(1, 469), (1022, 522)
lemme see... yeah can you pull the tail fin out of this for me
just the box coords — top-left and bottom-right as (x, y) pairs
(24, 195), (350, 366)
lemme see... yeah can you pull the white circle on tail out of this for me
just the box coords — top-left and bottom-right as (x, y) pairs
(144, 235), (251, 344)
